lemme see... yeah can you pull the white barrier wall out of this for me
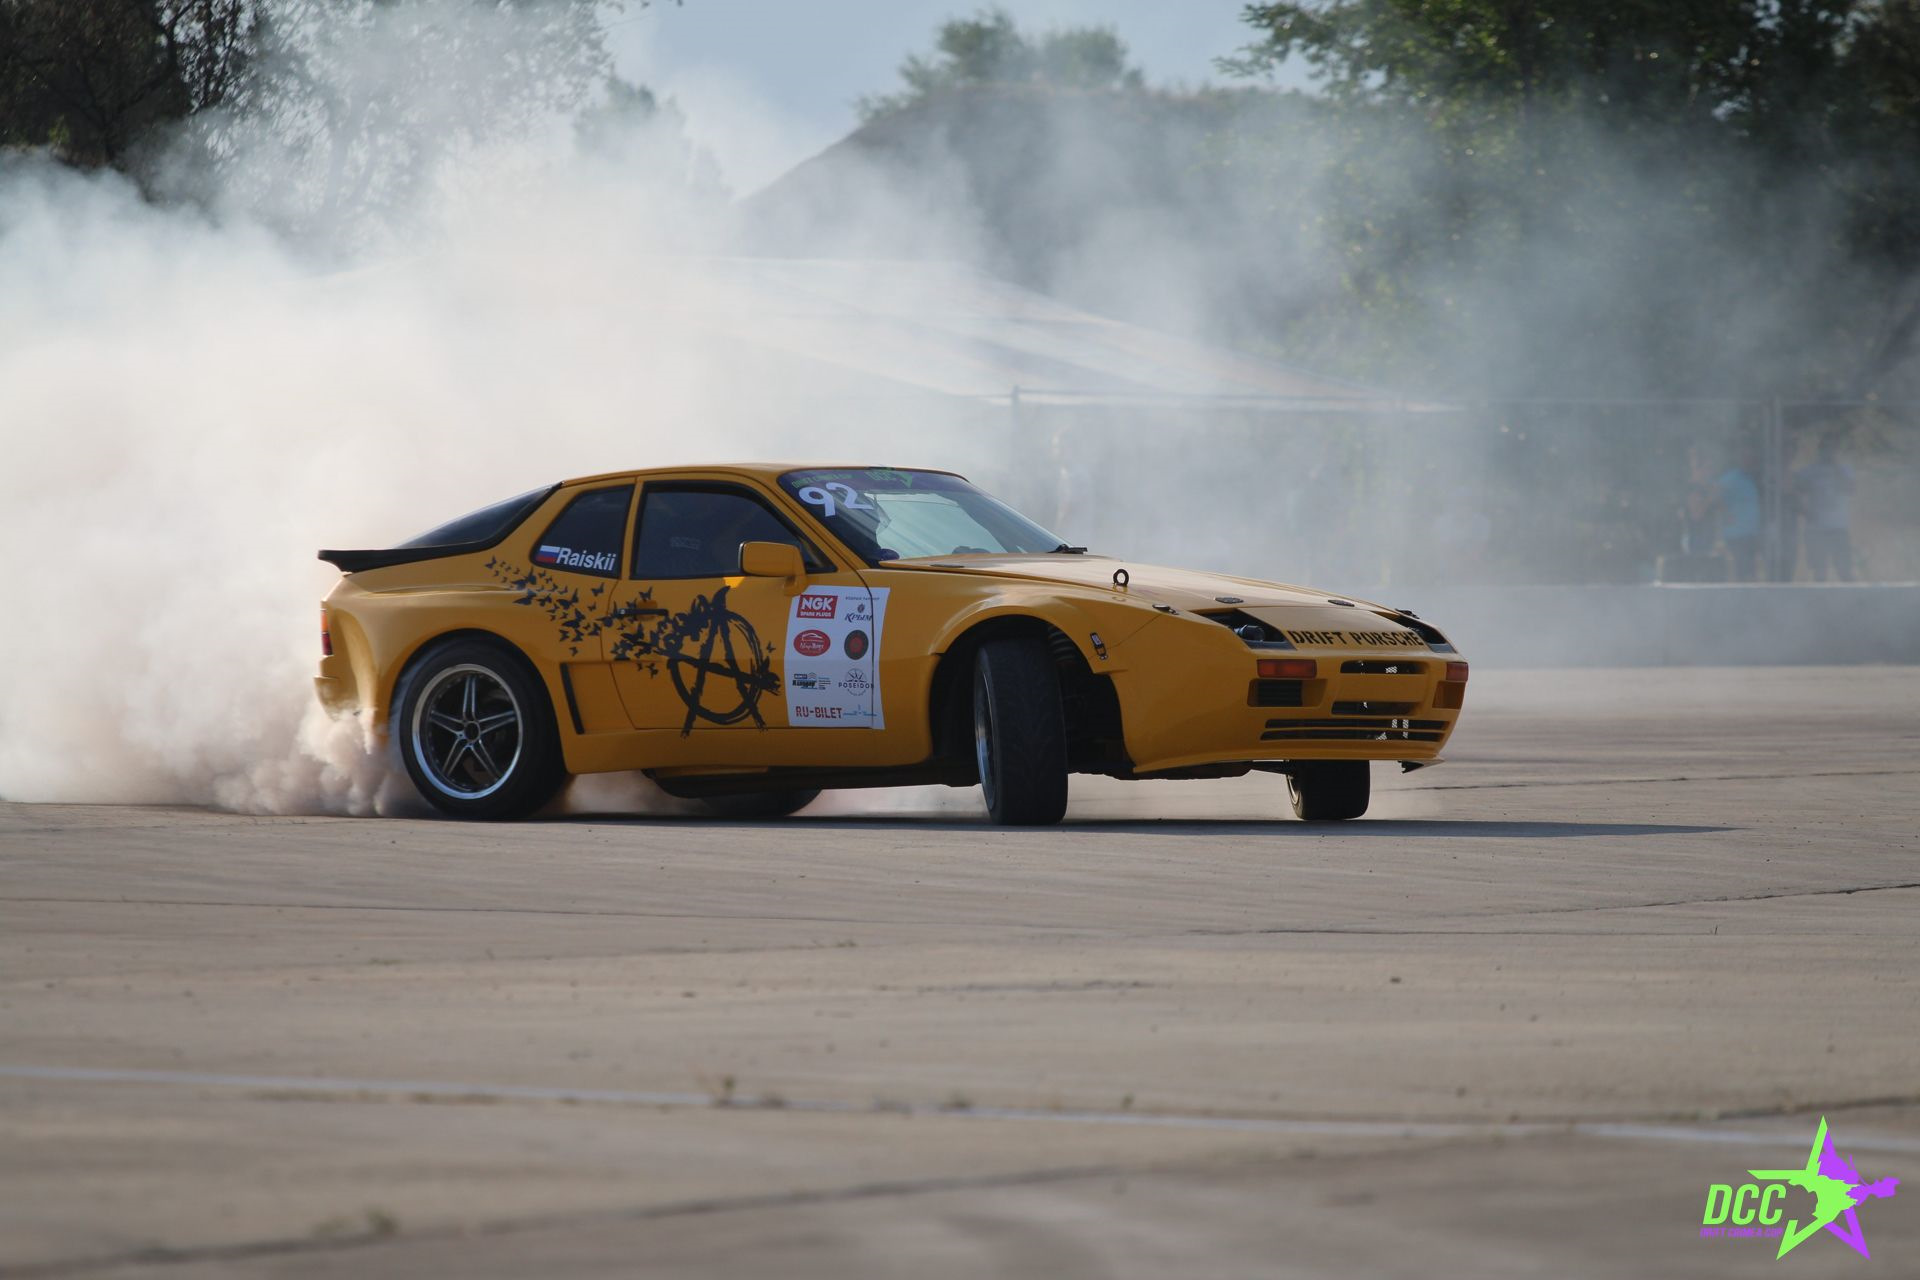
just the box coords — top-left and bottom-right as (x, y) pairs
(1361, 585), (1920, 668)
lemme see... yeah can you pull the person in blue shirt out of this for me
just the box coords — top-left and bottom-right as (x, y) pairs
(1716, 456), (1762, 581)
(1793, 437), (1857, 581)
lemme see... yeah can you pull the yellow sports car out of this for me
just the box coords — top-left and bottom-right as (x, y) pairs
(316, 465), (1466, 824)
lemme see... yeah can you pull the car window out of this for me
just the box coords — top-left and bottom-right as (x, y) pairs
(632, 485), (825, 579)
(399, 485), (556, 550)
(532, 485), (632, 577)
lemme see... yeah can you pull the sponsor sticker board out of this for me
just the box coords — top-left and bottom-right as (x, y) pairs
(784, 586), (888, 728)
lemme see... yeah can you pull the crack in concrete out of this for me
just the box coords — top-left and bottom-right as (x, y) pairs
(5, 1063), (1919, 1277)
(1196, 880), (1920, 938)
(1510, 879), (1920, 914)
(0, 1161), (1136, 1279)
(1400, 766), (1920, 792)
(9, 881), (1913, 954)
(0, 896), (1076, 932)
(6, 1063), (1918, 1143)
(4, 1068), (1917, 1279)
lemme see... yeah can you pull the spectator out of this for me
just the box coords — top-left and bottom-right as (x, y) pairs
(1716, 451), (1762, 581)
(1680, 484), (1714, 553)
(1048, 424), (1093, 543)
(1658, 448), (1730, 582)
(1794, 436), (1857, 581)
(1431, 490), (1493, 580)
(1765, 432), (1800, 583)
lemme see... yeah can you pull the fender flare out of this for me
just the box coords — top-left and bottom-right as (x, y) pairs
(928, 596), (1111, 668)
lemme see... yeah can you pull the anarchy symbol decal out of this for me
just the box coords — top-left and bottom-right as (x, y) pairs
(648, 587), (779, 734)
(488, 560), (781, 736)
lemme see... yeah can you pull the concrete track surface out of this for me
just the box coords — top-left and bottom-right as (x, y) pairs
(3, 667), (1918, 1278)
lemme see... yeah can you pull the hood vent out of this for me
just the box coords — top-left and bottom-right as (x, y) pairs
(1374, 611), (1455, 652)
(1200, 610), (1296, 650)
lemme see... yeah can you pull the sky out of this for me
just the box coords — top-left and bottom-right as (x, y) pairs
(604, 1), (1267, 193)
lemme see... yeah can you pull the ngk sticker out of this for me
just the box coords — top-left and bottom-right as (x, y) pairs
(796, 593), (838, 619)
(783, 586), (888, 728)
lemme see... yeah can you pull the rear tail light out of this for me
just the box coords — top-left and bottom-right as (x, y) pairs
(320, 607), (333, 657)
(1444, 661), (1469, 682)
(1258, 658), (1317, 679)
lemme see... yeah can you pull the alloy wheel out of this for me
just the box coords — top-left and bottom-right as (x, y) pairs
(410, 663), (524, 799)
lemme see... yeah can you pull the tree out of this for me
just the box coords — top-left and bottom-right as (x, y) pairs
(575, 72), (728, 206)
(859, 6), (1144, 120)
(170, 0), (618, 245)
(1221, 1), (1920, 399)
(0, 0), (254, 171)
(3, 1), (669, 242)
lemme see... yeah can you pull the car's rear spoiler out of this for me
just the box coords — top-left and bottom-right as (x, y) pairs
(319, 483), (559, 574)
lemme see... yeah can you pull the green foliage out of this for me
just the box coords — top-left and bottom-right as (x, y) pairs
(575, 75), (661, 155)
(859, 6), (1144, 120)
(1220, 1), (1920, 398)
(184, 0), (616, 238)
(0, 1), (722, 253)
(0, 0), (254, 170)
(575, 72), (729, 205)
(2, 1), (664, 231)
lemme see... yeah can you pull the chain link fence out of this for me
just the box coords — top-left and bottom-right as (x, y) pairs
(987, 392), (1920, 589)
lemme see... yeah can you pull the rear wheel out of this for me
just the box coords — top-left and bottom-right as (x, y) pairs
(394, 638), (566, 820)
(972, 637), (1069, 826)
(697, 790), (821, 819)
(1287, 761), (1370, 821)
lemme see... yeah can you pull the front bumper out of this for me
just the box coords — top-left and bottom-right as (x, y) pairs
(1107, 625), (1465, 774)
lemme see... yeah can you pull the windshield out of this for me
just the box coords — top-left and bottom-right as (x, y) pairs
(780, 468), (1068, 565)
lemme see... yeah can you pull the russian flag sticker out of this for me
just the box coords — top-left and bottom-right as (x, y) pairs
(535, 545), (563, 565)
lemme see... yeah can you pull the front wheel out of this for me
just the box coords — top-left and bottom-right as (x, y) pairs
(698, 790), (821, 819)
(394, 638), (567, 820)
(972, 637), (1069, 826)
(1287, 761), (1370, 821)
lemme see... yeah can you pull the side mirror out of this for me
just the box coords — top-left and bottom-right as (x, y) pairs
(739, 540), (806, 580)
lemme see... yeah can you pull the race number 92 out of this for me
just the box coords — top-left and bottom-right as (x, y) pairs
(796, 482), (873, 519)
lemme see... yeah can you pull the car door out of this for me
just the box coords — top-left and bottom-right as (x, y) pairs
(598, 480), (886, 766)
(497, 481), (637, 735)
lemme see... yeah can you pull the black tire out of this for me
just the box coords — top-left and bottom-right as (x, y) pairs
(1287, 761), (1370, 821)
(697, 789), (821, 819)
(393, 637), (567, 820)
(972, 636), (1069, 826)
